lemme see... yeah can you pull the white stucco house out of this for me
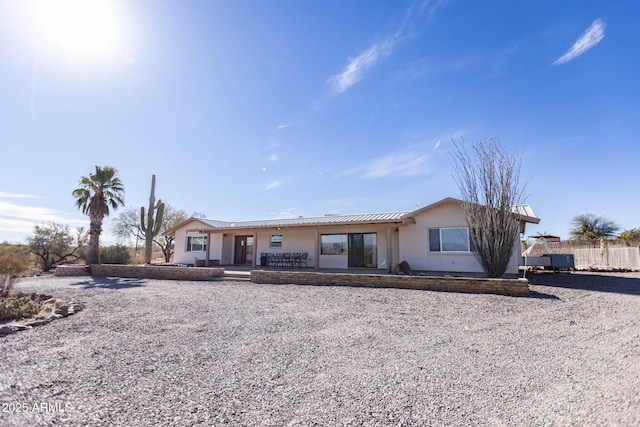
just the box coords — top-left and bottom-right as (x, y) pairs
(164, 197), (539, 276)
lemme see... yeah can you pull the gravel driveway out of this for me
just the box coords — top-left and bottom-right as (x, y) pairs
(1, 272), (639, 426)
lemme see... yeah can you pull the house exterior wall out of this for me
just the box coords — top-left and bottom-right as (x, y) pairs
(170, 202), (523, 275)
(392, 229), (401, 268)
(221, 233), (233, 265)
(173, 231), (200, 264)
(255, 228), (318, 266)
(171, 224), (399, 269)
(209, 234), (224, 262)
(399, 202), (521, 275)
(252, 224), (395, 269)
(173, 231), (223, 265)
(312, 225), (396, 270)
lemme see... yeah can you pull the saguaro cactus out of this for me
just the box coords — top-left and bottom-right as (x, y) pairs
(141, 174), (165, 264)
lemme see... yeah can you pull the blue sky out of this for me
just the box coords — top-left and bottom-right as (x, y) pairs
(0, 0), (638, 244)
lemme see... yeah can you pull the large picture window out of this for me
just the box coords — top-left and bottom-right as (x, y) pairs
(429, 228), (472, 252)
(321, 234), (347, 255)
(186, 236), (207, 252)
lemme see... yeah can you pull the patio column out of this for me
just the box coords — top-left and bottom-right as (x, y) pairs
(314, 228), (320, 270)
(205, 231), (212, 267)
(252, 231), (258, 268)
(386, 226), (392, 273)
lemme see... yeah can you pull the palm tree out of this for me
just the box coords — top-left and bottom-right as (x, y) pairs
(72, 166), (125, 264)
(569, 213), (619, 241)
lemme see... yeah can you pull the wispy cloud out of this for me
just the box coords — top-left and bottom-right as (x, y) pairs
(416, 0), (448, 19)
(397, 45), (516, 81)
(0, 200), (72, 224)
(0, 217), (39, 234)
(268, 154), (279, 162)
(328, 39), (396, 94)
(362, 152), (430, 178)
(553, 19), (606, 65)
(0, 192), (39, 199)
(338, 129), (466, 179)
(340, 146), (432, 179)
(264, 180), (282, 190)
(0, 199), (87, 240)
(327, 0), (447, 95)
(277, 124), (289, 130)
(270, 208), (301, 218)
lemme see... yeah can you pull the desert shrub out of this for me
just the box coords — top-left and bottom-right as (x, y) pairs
(26, 224), (87, 272)
(99, 244), (131, 264)
(0, 297), (41, 321)
(0, 251), (29, 297)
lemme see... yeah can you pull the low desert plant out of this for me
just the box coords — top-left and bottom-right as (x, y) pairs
(99, 244), (132, 264)
(0, 297), (42, 321)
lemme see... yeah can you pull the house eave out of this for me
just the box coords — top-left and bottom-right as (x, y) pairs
(186, 218), (409, 234)
(518, 215), (540, 225)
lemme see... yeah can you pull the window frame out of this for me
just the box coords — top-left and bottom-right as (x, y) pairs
(320, 234), (348, 255)
(186, 236), (207, 252)
(270, 234), (283, 248)
(428, 227), (473, 253)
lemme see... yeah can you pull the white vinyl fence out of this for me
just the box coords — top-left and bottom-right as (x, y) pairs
(524, 239), (640, 270)
(570, 246), (640, 270)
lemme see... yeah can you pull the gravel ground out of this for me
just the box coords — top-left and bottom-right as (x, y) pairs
(1, 272), (639, 426)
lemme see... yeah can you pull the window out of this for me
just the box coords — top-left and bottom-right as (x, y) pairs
(270, 234), (282, 248)
(429, 228), (473, 252)
(321, 234), (347, 255)
(186, 236), (207, 252)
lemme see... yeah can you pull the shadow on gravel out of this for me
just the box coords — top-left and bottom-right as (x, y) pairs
(528, 272), (640, 296)
(71, 277), (146, 290)
(527, 290), (561, 300)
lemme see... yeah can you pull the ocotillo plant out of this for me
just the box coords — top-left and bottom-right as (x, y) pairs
(141, 174), (165, 264)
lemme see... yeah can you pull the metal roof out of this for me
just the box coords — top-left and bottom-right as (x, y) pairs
(191, 212), (411, 231)
(165, 197), (540, 236)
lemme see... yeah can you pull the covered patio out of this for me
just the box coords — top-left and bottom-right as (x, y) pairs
(167, 212), (411, 272)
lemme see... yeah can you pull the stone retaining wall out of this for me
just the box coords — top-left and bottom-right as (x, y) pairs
(90, 264), (224, 281)
(250, 270), (529, 296)
(54, 265), (91, 276)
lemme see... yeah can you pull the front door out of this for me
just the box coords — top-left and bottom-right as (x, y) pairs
(234, 235), (254, 264)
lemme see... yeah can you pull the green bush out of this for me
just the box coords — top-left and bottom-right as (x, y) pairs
(99, 244), (131, 264)
(0, 297), (41, 321)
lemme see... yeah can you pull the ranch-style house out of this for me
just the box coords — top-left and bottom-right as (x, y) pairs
(164, 197), (540, 276)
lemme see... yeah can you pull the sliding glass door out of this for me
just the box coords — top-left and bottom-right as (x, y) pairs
(348, 233), (377, 268)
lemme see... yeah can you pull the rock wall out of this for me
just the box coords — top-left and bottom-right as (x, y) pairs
(250, 270), (529, 296)
(90, 264), (224, 281)
(54, 265), (91, 276)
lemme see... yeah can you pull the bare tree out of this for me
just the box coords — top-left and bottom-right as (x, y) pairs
(112, 204), (189, 263)
(156, 206), (189, 263)
(452, 137), (528, 278)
